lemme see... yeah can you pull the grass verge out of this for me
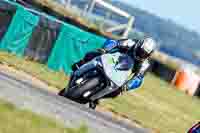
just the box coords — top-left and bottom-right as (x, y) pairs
(101, 74), (200, 133)
(0, 52), (68, 89)
(0, 51), (199, 133)
(0, 99), (88, 133)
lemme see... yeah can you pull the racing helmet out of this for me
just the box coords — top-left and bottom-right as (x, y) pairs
(135, 37), (157, 61)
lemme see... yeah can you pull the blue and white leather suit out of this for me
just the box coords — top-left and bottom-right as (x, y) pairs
(103, 39), (150, 91)
(74, 39), (150, 91)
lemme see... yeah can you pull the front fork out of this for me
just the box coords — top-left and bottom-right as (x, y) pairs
(89, 100), (99, 109)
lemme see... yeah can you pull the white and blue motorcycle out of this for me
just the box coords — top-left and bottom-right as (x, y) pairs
(58, 52), (134, 109)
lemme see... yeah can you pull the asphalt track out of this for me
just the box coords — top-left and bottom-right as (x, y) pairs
(0, 71), (149, 133)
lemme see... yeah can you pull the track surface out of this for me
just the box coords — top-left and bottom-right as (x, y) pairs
(0, 72), (149, 133)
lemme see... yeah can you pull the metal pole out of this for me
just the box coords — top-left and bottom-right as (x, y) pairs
(83, 3), (89, 16)
(123, 17), (134, 38)
(88, 0), (96, 14)
(101, 11), (111, 31)
(66, 0), (71, 8)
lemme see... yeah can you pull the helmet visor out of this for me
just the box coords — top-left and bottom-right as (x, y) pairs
(135, 48), (150, 60)
(136, 38), (156, 60)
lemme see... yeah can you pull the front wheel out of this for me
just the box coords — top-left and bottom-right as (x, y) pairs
(58, 88), (66, 96)
(59, 77), (101, 104)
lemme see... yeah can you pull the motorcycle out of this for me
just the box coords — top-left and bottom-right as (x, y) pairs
(58, 52), (134, 109)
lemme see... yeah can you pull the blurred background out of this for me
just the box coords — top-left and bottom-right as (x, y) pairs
(1, 0), (199, 132)
(50, 0), (200, 96)
(56, 0), (200, 67)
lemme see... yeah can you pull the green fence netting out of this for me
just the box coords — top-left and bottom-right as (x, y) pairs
(0, 0), (106, 75)
(0, 0), (16, 40)
(47, 23), (106, 74)
(0, 6), (39, 56)
(25, 15), (61, 63)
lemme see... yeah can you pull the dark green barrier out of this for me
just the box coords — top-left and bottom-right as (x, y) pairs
(0, 0), (16, 40)
(0, 6), (39, 56)
(47, 23), (106, 74)
(0, 0), (106, 75)
(25, 15), (61, 63)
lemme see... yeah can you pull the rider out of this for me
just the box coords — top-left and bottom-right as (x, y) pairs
(102, 37), (157, 92)
(73, 37), (157, 93)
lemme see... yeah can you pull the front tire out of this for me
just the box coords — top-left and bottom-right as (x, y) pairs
(58, 88), (67, 96)
(59, 77), (101, 104)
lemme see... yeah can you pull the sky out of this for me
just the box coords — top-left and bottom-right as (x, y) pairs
(118, 0), (200, 33)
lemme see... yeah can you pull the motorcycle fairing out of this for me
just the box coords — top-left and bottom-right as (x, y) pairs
(101, 52), (134, 87)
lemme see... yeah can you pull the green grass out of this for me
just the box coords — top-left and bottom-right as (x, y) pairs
(101, 74), (200, 133)
(0, 51), (199, 133)
(0, 99), (88, 133)
(0, 52), (68, 89)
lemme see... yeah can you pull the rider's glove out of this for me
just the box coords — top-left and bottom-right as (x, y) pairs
(127, 74), (144, 91)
